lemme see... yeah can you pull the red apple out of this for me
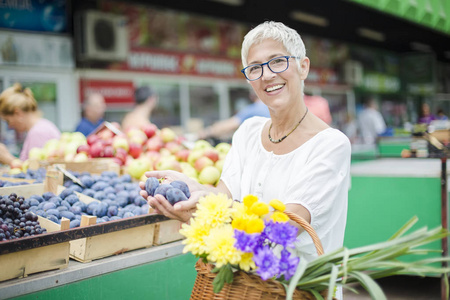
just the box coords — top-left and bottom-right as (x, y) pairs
(164, 141), (183, 154)
(98, 128), (114, 141)
(141, 123), (158, 139)
(103, 145), (115, 158)
(87, 134), (100, 146)
(89, 141), (104, 158)
(146, 135), (164, 152)
(115, 147), (128, 164)
(128, 142), (143, 159)
(77, 144), (90, 154)
(203, 148), (220, 163)
(194, 156), (214, 172)
(175, 148), (191, 162)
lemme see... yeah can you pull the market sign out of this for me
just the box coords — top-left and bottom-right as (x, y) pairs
(110, 48), (243, 79)
(360, 72), (401, 94)
(0, 0), (67, 33)
(306, 67), (339, 85)
(79, 79), (135, 105)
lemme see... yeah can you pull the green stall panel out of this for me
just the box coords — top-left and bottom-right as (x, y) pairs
(344, 176), (443, 265)
(11, 254), (198, 300)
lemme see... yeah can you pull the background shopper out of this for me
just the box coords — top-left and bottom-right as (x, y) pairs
(0, 82), (61, 165)
(75, 93), (106, 136)
(198, 89), (270, 142)
(357, 96), (387, 145)
(121, 85), (158, 131)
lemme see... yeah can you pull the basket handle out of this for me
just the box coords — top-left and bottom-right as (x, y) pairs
(284, 211), (324, 256)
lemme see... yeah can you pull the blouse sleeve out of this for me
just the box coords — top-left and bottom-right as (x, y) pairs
(284, 131), (351, 230)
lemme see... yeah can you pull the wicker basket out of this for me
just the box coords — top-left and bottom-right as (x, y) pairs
(190, 211), (329, 300)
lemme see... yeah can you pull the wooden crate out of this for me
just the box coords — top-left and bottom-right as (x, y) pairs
(70, 216), (156, 263)
(28, 158), (120, 175)
(0, 217), (70, 282)
(153, 219), (184, 246)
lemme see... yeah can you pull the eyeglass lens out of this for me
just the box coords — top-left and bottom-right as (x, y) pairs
(245, 56), (289, 80)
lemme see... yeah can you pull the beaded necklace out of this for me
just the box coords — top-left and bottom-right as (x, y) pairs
(268, 107), (308, 143)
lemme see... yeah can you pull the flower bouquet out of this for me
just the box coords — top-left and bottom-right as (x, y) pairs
(180, 193), (450, 300)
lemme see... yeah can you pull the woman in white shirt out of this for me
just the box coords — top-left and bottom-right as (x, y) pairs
(140, 21), (351, 265)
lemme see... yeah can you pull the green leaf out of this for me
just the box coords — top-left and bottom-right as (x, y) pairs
(327, 265), (338, 300)
(286, 258), (308, 300)
(350, 271), (387, 300)
(212, 265), (234, 294)
(306, 288), (325, 300)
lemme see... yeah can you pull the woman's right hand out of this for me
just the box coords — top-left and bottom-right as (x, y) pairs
(139, 170), (210, 223)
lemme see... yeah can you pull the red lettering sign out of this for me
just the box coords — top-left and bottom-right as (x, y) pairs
(79, 79), (135, 104)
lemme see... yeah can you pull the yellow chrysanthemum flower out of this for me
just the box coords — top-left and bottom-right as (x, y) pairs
(269, 199), (286, 212)
(180, 218), (212, 256)
(245, 217), (264, 234)
(194, 193), (233, 228)
(270, 211), (290, 223)
(205, 225), (242, 268)
(231, 216), (247, 231)
(250, 201), (269, 217)
(231, 201), (247, 220)
(243, 194), (258, 209)
(239, 252), (256, 272)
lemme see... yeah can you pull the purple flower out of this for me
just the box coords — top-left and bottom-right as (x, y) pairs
(265, 220), (298, 248)
(234, 229), (261, 252)
(278, 249), (300, 280)
(253, 245), (280, 280)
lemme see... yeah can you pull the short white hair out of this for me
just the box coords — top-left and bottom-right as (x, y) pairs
(241, 21), (306, 70)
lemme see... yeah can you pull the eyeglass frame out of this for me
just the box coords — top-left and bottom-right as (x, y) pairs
(240, 55), (301, 81)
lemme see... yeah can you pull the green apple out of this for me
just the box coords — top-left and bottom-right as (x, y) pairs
(193, 139), (212, 151)
(215, 159), (225, 173)
(215, 142), (231, 155)
(198, 166), (221, 185)
(127, 158), (152, 179)
(160, 127), (177, 143)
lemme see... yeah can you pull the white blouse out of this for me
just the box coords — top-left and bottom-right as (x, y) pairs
(221, 116), (351, 262)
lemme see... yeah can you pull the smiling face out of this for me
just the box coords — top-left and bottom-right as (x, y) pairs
(246, 39), (310, 111)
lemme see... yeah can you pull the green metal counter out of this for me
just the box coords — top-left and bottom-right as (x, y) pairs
(344, 158), (447, 264)
(1, 241), (198, 300)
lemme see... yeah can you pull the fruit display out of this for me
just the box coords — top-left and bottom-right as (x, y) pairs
(0, 193), (47, 241)
(55, 171), (149, 225)
(23, 122), (231, 186)
(0, 168), (47, 184)
(144, 177), (190, 205)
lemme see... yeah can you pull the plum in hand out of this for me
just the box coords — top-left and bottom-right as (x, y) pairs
(145, 177), (160, 196)
(165, 188), (188, 205)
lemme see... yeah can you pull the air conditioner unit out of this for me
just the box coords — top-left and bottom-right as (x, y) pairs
(75, 10), (128, 62)
(343, 60), (363, 86)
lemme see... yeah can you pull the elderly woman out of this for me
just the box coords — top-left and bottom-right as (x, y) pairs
(140, 21), (350, 265)
(0, 82), (61, 165)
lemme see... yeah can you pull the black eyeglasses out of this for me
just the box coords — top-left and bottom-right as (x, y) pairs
(241, 56), (300, 81)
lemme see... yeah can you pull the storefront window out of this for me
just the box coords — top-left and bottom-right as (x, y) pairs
(146, 81), (181, 129)
(228, 87), (252, 116)
(189, 85), (219, 128)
